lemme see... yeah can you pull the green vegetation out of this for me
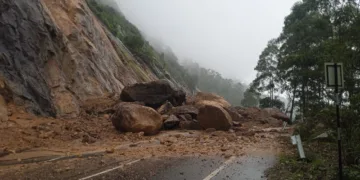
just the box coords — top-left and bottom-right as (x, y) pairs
(240, 88), (259, 107)
(259, 97), (285, 110)
(86, 0), (153, 60)
(250, 0), (360, 178)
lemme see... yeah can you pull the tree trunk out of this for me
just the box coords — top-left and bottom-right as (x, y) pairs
(290, 87), (296, 122)
(301, 80), (306, 121)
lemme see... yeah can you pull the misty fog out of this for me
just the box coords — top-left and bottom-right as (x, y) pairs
(113, 0), (297, 83)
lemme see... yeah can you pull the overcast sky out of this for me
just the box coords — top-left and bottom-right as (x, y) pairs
(115, 0), (298, 84)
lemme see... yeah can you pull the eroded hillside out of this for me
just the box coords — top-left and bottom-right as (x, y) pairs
(0, 0), (175, 118)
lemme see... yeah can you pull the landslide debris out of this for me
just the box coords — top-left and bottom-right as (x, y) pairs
(110, 82), (289, 135)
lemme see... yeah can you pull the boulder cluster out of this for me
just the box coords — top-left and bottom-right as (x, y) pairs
(110, 80), (290, 135)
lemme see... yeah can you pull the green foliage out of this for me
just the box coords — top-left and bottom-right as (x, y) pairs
(241, 88), (259, 107)
(266, 138), (338, 180)
(87, 0), (147, 54)
(252, 0), (360, 178)
(344, 166), (360, 180)
(259, 97), (285, 110)
(251, 39), (280, 94)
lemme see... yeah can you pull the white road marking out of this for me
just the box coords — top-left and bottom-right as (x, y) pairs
(203, 156), (237, 180)
(78, 159), (141, 180)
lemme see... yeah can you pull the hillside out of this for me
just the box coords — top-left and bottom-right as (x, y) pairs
(0, 1), (294, 179)
(0, 0), (192, 118)
(87, 0), (248, 106)
(1, 0), (248, 120)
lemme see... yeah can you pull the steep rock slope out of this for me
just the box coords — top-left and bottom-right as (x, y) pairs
(0, 0), (163, 117)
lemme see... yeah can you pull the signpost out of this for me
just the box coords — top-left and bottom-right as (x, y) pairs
(325, 62), (343, 180)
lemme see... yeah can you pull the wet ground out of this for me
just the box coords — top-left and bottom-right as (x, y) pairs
(0, 104), (292, 180)
(0, 153), (277, 180)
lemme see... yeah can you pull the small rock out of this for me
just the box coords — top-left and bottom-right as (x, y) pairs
(205, 128), (216, 133)
(211, 131), (223, 137)
(260, 119), (268, 124)
(103, 114), (110, 119)
(82, 134), (96, 144)
(226, 135), (237, 142)
(221, 147), (228, 152)
(26, 117), (32, 120)
(7, 111), (12, 117)
(157, 101), (173, 114)
(39, 131), (55, 139)
(235, 131), (255, 137)
(163, 115), (180, 129)
(232, 121), (242, 127)
(129, 143), (138, 147)
(138, 132), (145, 137)
(174, 134), (181, 138)
(160, 140), (166, 145)
(105, 148), (115, 153)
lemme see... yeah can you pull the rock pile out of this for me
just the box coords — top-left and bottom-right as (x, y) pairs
(111, 81), (290, 135)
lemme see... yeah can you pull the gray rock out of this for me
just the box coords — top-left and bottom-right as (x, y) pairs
(120, 80), (186, 109)
(163, 115), (180, 129)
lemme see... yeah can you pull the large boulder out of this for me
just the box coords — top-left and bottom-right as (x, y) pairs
(170, 105), (198, 119)
(120, 80), (186, 109)
(193, 92), (231, 108)
(197, 102), (232, 131)
(0, 95), (8, 122)
(111, 103), (163, 135)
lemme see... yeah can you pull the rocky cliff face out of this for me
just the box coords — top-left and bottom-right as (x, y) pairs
(0, 0), (165, 118)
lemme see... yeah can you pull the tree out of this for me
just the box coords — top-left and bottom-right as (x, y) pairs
(251, 39), (280, 96)
(241, 89), (259, 107)
(259, 97), (285, 111)
(250, 0), (360, 174)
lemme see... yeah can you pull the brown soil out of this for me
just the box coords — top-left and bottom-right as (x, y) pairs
(0, 103), (293, 176)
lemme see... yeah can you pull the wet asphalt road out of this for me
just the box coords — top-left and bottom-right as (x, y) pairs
(0, 155), (276, 180)
(91, 156), (276, 180)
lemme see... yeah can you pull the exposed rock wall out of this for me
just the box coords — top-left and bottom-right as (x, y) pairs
(0, 0), (160, 117)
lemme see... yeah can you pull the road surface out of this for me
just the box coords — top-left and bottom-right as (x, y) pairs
(0, 154), (276, 180)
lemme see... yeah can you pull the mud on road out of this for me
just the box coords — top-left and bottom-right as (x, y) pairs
(0, 104), (292, 180)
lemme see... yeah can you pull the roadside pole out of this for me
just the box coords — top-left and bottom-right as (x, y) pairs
(334, 63), (343, 180)
(325, 62), (343, 180)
